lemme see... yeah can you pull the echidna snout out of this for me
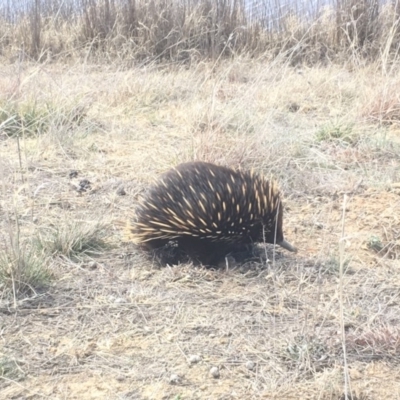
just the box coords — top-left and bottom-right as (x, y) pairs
(127, 161), (297, 265)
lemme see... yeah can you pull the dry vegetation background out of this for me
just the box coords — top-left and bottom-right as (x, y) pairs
(1, 0), (400, 399)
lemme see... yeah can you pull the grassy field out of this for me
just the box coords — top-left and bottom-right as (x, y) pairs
(1, 56), (400, 399)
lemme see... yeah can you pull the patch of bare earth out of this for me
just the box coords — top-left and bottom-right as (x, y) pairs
(1, 59), (400, 399)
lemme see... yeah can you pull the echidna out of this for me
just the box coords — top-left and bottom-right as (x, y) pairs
(126, 161), (297, 266)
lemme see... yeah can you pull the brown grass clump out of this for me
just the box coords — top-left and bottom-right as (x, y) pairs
(363, 82), (400, 125)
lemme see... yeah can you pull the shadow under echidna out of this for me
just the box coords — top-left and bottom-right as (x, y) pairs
(126, 162), (297, 267)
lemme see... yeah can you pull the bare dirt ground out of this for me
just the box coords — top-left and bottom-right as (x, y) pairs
(1, 59), (400, 399)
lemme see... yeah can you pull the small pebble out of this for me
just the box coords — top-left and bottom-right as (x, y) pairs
(169, 374), (181, 384)
(189, 354), (201, 364)
(78, 179), (91, 192)
(210, 366), (220, 378)
(69, 170), (78, 178)
(87, 261), (97, 269)
(246, 361), (256, 371)
(116, 186), (126, 196)
(114, 298), (125, 304)
(288, 102), (300, 112)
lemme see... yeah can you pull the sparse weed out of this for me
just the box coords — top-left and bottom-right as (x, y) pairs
(315, 122), (357, 145)
(367, 235), (384, 252)
(0, 101), (88, 138)
(0, 357), (23, 380)
(320, 254), (352, 275)
(282, 335), (329, 373)
(0, 243), (52, 298)
(0, 102), (51, 138)
(34, 221), (109, 261)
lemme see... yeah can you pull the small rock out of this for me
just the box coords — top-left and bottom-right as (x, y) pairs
(169, 374), (181, 384)
(116, 186), (126, 196)
(288, 102), (300, 112)
(69, 170), (78, 178)
(114, 298), (125, 304)
(210, 366), (220, 378)
(87, 261), (97, 269)
(189, 354), (201, 364)
(315, 222), (324, 229)
(246, 361), (256, 371)
(209, 333), (216, 338)
(78, 179), (91, 192)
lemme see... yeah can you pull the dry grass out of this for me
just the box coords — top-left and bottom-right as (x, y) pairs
(1, 55), (400, 399)
(1, 0), (400, 65)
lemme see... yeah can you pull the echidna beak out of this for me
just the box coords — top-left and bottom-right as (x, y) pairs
(277, 239), (298, 253)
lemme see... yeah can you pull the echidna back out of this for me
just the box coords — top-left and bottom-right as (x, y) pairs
(129, 161), (288, 265)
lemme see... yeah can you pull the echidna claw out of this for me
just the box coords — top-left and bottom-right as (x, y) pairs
(277, 239), (297, 253)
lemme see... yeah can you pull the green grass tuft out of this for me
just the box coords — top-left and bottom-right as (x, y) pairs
(34, 221), (110, 261)
(0, 102), (51, 138)
(316, 121), (357, 145)
(367, 235), (384, 252)
(0, 101), (88, 138)
(282, 334), (329, 373)
(0, 244), (52, 298)
(0, 357), (23, 380)
(320, 254), (353, 275)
